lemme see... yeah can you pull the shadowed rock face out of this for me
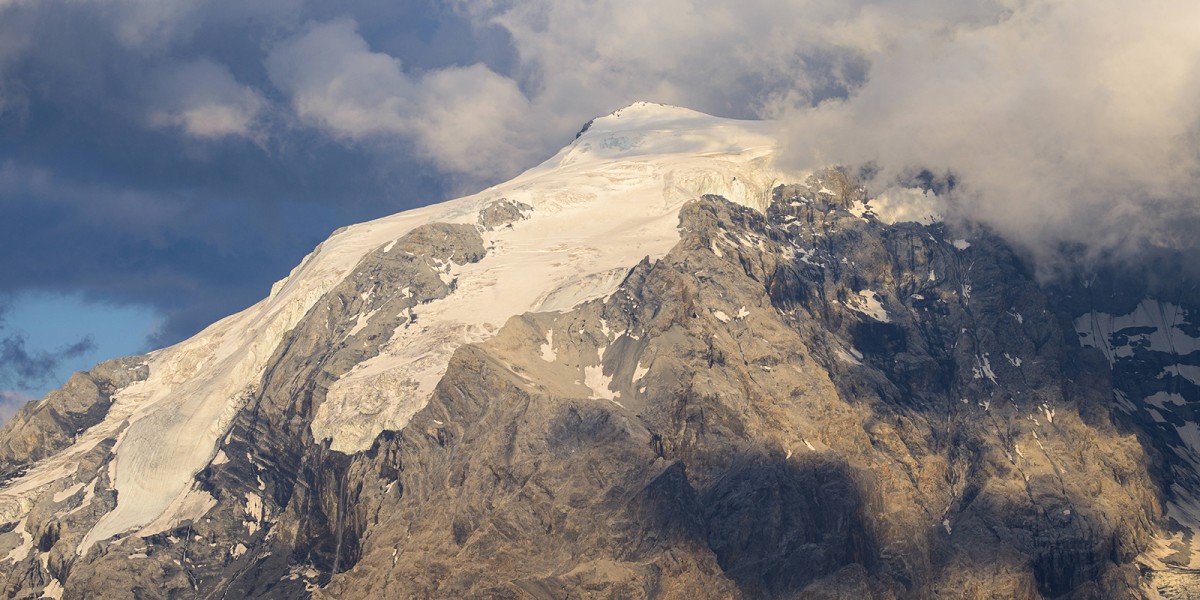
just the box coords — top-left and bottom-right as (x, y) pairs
(1049, 264), (1200, 596)
(320, 183), (1159, 598)
(0, 173), (1179, 598)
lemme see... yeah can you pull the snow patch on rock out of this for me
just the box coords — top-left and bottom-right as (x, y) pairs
(848, 290), (890, 322)
(53, 483), (85, 504)
(835, 349), (863, 366)
(632, 360), (650, 384)
(1075, 298), (1200, 365)
(540, 330), (557, 362)
(584, 365), (621, 403)
(5, 519), (32, 563)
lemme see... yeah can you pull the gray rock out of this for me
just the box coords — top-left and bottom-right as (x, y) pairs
(0, 356), (147, 482)
(0, 182), (1179, 599)
(477, 198), (533, 231)
(314, 193), (1158, 598)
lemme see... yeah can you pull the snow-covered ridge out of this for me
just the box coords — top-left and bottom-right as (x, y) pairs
(0, 102), (800, 548)
(311, 101), (791, 451)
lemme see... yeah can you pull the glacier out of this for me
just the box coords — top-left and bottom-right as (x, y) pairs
(1, 102), (802, 549)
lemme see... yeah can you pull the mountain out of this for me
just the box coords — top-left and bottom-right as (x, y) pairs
(0, 102), (1196, 598)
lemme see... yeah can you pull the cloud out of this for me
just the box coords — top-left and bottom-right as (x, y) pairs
(0, 2), (468, 345)
(453, 0), (876, 119)
(768, 0), (1200, 272)
(266, 19), (417, 138)
(0, 326), (96, 392)
(146, 59), (265, 139)
(258, 3), (877, 184)
(1, 0), (1198, 363)
(0, 159), (336, 344)
(455, 0), (1200, 273)
(265, 19), (536, 179)
(0, 294), (95, 392)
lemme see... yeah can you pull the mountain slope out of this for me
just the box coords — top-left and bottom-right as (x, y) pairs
(0, 103), (1193, 598)
(315, 192), (1158, 598)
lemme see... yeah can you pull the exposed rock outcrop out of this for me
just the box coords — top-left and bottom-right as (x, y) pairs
(0, 153), (1188, 597)
(0, 356), (146, 482)
(307, 190), (1158, 598)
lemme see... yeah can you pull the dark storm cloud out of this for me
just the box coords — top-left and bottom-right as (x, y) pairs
(0, 304), (95, 391)
(2, 0), (1197, 352)
(0, 334), (96, 391)
(0, 0), (480, 344)
(0, 0), (882, 354)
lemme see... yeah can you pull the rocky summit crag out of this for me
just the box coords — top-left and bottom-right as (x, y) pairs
(0, 104), (1196, 599)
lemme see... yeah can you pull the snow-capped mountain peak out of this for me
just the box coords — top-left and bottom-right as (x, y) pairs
(2, 101), (1198, 598)
(1, 103), (797, 550)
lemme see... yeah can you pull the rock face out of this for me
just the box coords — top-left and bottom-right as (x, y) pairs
(1055, 266), (1200, 597)
(0, 356), (147, 482)
(0, 105), (1193, 598)
(313, 186), (1160, 599)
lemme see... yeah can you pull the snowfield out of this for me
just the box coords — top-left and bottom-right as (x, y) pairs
(0, 102), (803, 549)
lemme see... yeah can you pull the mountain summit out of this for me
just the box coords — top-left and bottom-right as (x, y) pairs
(0, 104), (1197, 598)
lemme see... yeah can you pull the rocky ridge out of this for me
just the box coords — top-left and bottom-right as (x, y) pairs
(0, 105), (1194, 598)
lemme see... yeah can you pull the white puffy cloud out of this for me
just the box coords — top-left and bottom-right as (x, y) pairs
(455, 0), (870, 118)
(769, 0), (1200, 266)
(5, 0), (1199, 272)
(266, 18), (537, 180)
(407, 63), (533, 176)
(266, 19), (416, 137)
(146, 59), (265, 139)
(455, 0), (1200, 267)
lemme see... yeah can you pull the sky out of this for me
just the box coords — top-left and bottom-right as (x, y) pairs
(2, 0), (1198, 416)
